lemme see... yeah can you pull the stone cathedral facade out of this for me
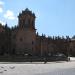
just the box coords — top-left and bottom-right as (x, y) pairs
(0, 8), (75, 57)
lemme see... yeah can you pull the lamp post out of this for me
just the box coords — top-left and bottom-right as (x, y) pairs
(67, 37), (70, 61)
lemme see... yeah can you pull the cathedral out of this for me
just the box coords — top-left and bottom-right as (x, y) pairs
(0, 8), (75, 57)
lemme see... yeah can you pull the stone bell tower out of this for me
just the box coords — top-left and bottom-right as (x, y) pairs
(15, 8), (36, 55)
(18, 8), (35, 30)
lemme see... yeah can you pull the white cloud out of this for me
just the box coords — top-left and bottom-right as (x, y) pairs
(0, 1), (4, 5)
(4, 10), (16, 20)
(0, 7), (3, 12)
(0, 20), (5, 25)
(0, 1), (4, 13)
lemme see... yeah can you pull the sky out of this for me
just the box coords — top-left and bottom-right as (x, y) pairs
(0, 0), (75, 37)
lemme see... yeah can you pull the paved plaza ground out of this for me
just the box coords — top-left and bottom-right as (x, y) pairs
(0, 57), (75, 75)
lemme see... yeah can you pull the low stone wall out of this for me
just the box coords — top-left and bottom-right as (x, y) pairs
(0, 55), (68, 62)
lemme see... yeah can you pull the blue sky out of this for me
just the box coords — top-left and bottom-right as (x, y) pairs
(0, 0), (75, 37)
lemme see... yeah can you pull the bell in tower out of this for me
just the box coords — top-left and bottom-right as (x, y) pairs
(18, 8), (36, 30)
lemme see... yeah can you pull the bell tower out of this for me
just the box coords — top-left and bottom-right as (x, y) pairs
(15, 8), (36, 55)
(18, 8), (35, 30)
